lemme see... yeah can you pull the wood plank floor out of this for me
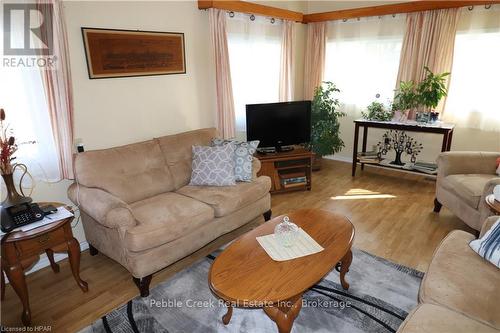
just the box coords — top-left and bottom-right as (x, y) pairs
(1, 160), (474, 332)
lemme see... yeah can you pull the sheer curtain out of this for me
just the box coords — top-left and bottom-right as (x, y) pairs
(443, 5), (500, 132)
(227, 13), (282, 133)
(0, 10), (60, 183)
(324, 15), (406, 116)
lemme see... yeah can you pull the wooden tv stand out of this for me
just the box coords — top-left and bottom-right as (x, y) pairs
(255, 147), (313, 194)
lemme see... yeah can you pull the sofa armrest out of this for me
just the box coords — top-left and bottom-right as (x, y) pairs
(68, 183), (137, 229)
(437, 151), (500, 179)
(252, 157), (261, 179)
(479, 215), (499, 238)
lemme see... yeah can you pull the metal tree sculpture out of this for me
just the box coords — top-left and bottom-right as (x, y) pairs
(376, 130), (423, 166)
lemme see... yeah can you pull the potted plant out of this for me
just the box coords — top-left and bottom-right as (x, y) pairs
(416, 67), (450, 122)
(362, 101), (394, 122)
(392, 80), (419, 120)
(309, 81), (346, 170)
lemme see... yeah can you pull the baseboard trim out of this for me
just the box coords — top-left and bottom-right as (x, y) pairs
(323, 155), (352, 163)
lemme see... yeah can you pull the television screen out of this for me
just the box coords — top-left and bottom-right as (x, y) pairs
(246, 101), (311, 149)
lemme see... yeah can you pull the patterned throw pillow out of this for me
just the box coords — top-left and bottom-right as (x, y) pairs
(190, 144), (236, 186)
(469, 218), (500, 268)
(212, 138), (259, 182)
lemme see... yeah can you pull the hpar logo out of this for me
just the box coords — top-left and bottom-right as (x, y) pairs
(2, 2), (56, 68)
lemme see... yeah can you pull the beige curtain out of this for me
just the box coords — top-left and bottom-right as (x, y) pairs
(209, 8), (236, 139)
(279, 20), (294, 102)
(303, 22), (327, 100)
(37, 0), (75, 179)
(396, 8), (460, 119)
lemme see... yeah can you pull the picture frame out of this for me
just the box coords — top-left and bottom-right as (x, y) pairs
(81, 27), (186, 79)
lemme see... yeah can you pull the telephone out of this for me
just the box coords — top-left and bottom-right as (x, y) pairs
(1, 202), (45, 233)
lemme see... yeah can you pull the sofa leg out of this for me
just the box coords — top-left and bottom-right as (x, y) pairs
(433, 198), (442, 213)
(263, 210), (272, 222)
(89, 244), (99, 256)
(133, 275), (152, 297)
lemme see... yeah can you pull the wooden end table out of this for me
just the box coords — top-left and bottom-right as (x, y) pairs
(485, 194), (500, 214)
(0, 202), (88, 326)
(209, 209), (355, 333)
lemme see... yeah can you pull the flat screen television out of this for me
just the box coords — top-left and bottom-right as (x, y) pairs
(246, 101), (311, 151)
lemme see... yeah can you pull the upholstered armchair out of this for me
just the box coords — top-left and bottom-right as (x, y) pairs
(434, 151), (500, 231)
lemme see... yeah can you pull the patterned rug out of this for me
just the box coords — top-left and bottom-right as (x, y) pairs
(80, 248), (423, 333)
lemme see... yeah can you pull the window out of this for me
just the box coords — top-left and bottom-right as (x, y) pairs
(324, 15), (406, 114)
(443, 6), (500, 132)
(0, 19), (60, 181)
(227, 13), (282, 134)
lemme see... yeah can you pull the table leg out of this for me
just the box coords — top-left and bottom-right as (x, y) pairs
(352, 123), (360, 177)
(264, 295), (302, 333)
(222, 304), (233, 325)
(446, 129), (453, 151)
(340, 249), (353, 290)
(3, 261), (31, 325)
(361, 126), (368, 171)
(45, 249), (60, 273)
(67, 237), (88, 292)
(441, 132), (449, 152)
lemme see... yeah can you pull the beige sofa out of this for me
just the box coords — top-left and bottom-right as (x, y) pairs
(68, 128), (272, 296)
(397, 216), (500, 333)
(434, 151), (500, 231)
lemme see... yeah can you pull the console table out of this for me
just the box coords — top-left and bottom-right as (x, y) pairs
(256, 147), (313, 194)
(352, 120), (455, 177)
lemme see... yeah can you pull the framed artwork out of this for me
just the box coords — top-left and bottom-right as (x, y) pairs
(81, 27), (186, 79)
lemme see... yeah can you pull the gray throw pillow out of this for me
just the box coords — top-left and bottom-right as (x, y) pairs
(212, 138), (259, 182)
(190, 144), (236, 186)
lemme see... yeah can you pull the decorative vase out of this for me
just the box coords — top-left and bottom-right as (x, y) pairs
(1, 173), (31, 208)
(274, 215), (299, 247)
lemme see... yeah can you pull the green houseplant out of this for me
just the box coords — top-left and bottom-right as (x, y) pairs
(310, 81), (346, 170)
(392, 80), (419, 118)
(416, 67), (450, 122)
(362, 101), (394, 121)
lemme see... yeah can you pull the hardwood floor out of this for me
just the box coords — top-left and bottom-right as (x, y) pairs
(1, 160), (474, 331)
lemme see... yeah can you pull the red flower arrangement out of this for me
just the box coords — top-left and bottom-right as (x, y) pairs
(0, 108), (18, 175)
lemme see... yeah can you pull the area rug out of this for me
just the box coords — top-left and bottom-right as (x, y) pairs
(80, 248), (423, 333)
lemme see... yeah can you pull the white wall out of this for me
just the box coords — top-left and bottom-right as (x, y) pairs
(66, 1), (217, 150)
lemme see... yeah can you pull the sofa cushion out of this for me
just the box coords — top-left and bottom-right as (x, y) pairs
(397, 304), (498, 333)
(190, 144), (236, 186)
(156, 128), (218, 189)
(419, 230), (500, 329)
(125, 192), (215, 252)
(74, 140), (175, 203)
(176, 176), (271, 217)
(212, 138), (260, 182)
(441, 174), (495, 208)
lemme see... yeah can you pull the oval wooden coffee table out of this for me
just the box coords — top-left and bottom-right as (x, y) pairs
(209, 209), (355, 333)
